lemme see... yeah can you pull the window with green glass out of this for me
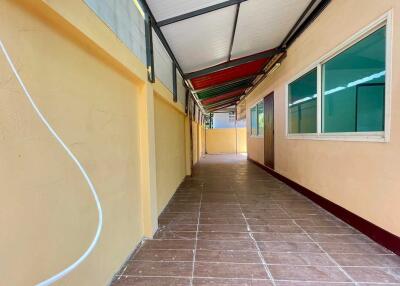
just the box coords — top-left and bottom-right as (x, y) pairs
(288, 68), (317, 134)
(257, 102), (264, 135)
(322, 27), (386, 133)
(251, 106), (257, 135)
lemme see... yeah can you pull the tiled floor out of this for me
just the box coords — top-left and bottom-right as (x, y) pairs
(112, 154), (400, 286)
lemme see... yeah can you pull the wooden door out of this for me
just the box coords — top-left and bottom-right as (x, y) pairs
(264, 92), (274, 169)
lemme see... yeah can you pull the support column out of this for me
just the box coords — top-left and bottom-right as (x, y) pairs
(138, 82), (158, 237)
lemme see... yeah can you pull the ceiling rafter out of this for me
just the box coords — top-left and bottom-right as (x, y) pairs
(158, 0), (247, 27)
(227, 2), (241, 61)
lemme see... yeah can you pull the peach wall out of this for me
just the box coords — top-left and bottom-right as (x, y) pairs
(246, 0), (400, 236)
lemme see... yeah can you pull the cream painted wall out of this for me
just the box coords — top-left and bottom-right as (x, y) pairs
(206, 128), (247, 154)
(154, 93), (187, 214)
(246, 0), (400, 236)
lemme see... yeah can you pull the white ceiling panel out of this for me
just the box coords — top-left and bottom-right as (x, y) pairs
(231, 0), (312, 59)
(147, 0), (227, 22)
(161, 6), (236, 73)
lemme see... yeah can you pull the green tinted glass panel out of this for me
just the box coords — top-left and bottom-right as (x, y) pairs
(323, 27), (385, 132)
(257, 102), (264, 136)
(251, 107), (257, 135)
(288, 68), (317, 134)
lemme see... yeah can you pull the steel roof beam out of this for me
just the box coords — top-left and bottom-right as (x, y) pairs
(227, 3), (241, 61)
(185, 47), (284, 80)
(158, 0), (247, 27)
(280, 0), (331, 48)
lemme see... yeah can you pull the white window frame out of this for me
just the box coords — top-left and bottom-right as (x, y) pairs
(250, 99), (264, 138)
(285, 11), (393, 143)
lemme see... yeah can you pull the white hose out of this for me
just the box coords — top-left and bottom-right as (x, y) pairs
(0, 39), (103, 286)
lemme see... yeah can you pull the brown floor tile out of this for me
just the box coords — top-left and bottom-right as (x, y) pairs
(275, 282), (356, 286)
(200, 218), (247, 225)
(198, 231), (252, 241)
(112, 277), (190, 286)
(134, 249), (194, 262)
(269, 265), (351, 282)
(257, 241), (323, 253)
(194, 262), (268, 279)
(154, 231), (197, 240)
(302, 226), (358, 234)
(197, 240), (257, 251)
(320, 242), (391, 254)
(252, 233), (312, 243)
(250, 225), (303, 233)
(196, 250), (261, 263)
(247, 218), (296, 226)
(124, 261), (192, 277)
(343, 267), (400, 283)
(330, 253), (400, 267)
(295, 218), (348, 227)
(262, 252), (335, 266)
(141, 239), (195, 250)
(158, 224), (198, 232)
(199, 224), (249, 232)
(309, 233), (372, 243)
(193, 278), (273, 286)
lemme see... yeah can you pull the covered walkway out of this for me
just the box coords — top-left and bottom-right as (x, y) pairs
(112, 155), (400, 286)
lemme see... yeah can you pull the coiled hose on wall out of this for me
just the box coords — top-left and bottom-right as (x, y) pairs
(0, 39), (103, 286)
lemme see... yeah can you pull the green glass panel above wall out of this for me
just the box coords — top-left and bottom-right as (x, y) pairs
(323, 27), (386, 133)
(288, 68), (317, 134)
(196, 78), (252, 99)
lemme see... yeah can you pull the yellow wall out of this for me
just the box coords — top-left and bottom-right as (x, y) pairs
(0, 0), (193, 285)
(198, 124), (206, 159)
(246, 0), (400, 236)
(192, 121), (199, 165)
(206, 128), (247, 154)
(154, 93), (187, 214)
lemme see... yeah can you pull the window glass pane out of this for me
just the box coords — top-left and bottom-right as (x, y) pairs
(251, 107), (257, 135)
(288, 68), (317, 134)
(323, 27), (386, 132)
(257, 102), (264, 136)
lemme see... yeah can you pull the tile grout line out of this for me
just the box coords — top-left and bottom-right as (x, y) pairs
(277, 202), (359, 285)
(190, 185), (203, 286)
(236, 192), (277, 286)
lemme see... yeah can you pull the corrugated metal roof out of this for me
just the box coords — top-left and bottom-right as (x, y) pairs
(190, 57), (269, 90)
(144, 0), (327, 111)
